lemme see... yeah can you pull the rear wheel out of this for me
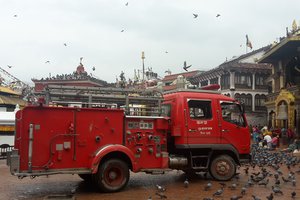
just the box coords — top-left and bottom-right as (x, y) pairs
(209, 155), (236, 181)
(93, 159), (129, 192)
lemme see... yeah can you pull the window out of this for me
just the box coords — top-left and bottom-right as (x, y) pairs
(162, 104), (171, 117)
(221, 101), (245, 127)
(188, 100), (212, 120)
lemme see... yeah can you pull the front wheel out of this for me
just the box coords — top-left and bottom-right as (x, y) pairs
(209, 155), (236, 181)
(93, 159), (130, 192)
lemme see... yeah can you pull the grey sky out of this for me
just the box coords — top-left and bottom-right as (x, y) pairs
(1, 0), (300, 84)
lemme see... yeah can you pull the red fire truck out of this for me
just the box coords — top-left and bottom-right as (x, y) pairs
(8, 85), (251, 192)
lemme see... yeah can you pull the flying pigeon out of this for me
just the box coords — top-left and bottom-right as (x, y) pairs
(183, 61), (192, 71)
(63, 43), (67, 46)
(193, 14), (198, 18)
(92, 67), (95, 71)
(121, 29), (124, 32)
(125, 2), (128, 6)
(45, 61), (50, 64)
(7, 65), (13, 68)
(13, 14), (17, 17)
(216, 14), (221, 17)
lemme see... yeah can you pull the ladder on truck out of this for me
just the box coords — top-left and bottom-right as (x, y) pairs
(40, 85), (164, 116)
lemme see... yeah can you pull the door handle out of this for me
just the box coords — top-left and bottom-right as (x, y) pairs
(189, 129), (197, 132)
(222, 129), (229, 133)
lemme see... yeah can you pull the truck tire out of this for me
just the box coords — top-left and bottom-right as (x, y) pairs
(209, 155), (236, 181)
(94, 159), (129, 192)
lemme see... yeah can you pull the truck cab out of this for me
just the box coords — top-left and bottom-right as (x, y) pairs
(163, 89), (251, 180)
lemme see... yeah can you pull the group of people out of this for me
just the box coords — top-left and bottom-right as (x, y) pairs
(251, 125), (297, 151)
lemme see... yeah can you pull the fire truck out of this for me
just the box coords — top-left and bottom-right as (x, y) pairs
(8, 85), (251, 192)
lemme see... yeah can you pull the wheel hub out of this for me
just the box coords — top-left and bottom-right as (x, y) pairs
(216, 161), (229, 175)
(109, 171), (117, 180)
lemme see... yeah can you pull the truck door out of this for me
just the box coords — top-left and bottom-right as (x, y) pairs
(219, 101), (250, 154)
(186, 99), (220, 145)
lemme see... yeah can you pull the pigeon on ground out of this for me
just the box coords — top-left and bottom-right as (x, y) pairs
(156, 185), (166, 192)
(213, 188), (224, 196)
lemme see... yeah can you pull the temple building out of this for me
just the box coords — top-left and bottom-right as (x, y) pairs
(161, 70), (200, 91)
(190, 47), (272, 125)
(258, 24), (300, 135)
(32, 60), (111, 93)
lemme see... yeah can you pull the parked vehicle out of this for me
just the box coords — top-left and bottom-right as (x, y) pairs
(8, 86), (251, 192)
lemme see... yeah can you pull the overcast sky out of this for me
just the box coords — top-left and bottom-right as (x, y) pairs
(1, 0), (300, 84)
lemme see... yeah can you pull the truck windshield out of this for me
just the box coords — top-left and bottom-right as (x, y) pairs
(220, 101), (246, 127)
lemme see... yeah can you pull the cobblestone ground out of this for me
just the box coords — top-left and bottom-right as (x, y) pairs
(1, 147), (299, 200)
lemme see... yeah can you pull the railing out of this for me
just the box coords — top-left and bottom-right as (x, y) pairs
(0, 144), (13, 160)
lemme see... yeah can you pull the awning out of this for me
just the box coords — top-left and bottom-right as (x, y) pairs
(0, 95), (27, 107)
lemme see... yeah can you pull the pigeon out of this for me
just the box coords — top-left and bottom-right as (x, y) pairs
(291, 191), (296, 198)
(271, 186), (283, 195)
(92, 67), (95, 71)
(13, 14), (17, 17)
(266, 193), (273, 200)
(240, 186), (247, 195)
(204, 182), (212, 191)
(63, 43), (67, 46)
(216, 14), (221, 17)
(193, 14), (198, 18)
(213, 188), (224, 196)
(251, 195), (261, 200)
(156, 184), (166, 192)
(147, 196), (152, 200)
(183, 61), (192, 71)
(258, 179), (269, 187)
(243, 166), (249, 175)
(228, 183), (237, 190)
(292, 179), (296, 186)
(45, 61), (50, 64)
(281, 176), (290, 183)
(125, 2), (128, 6)
(7, 65), (12, 68)
(183, 178), (189, 188)
(165, 51), (168, 53)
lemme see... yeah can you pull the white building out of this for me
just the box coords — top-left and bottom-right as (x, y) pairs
(190, 46), (272, 126)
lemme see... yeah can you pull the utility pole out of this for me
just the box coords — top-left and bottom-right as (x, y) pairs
(142, 51), (145, 82)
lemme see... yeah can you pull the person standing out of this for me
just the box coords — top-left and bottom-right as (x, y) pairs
(287, 128), (295, 145)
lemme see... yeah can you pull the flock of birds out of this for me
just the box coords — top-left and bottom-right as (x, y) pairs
(147, 144), (300, 200)
(8, 2), (223, 74)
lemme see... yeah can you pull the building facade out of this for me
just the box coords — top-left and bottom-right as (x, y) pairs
(259, 28), (300, 135)
(191, 47), (272, 126)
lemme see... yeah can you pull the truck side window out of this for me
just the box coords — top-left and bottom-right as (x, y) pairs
(221, 101), (245, 127)
(188, 100), (212, 120)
